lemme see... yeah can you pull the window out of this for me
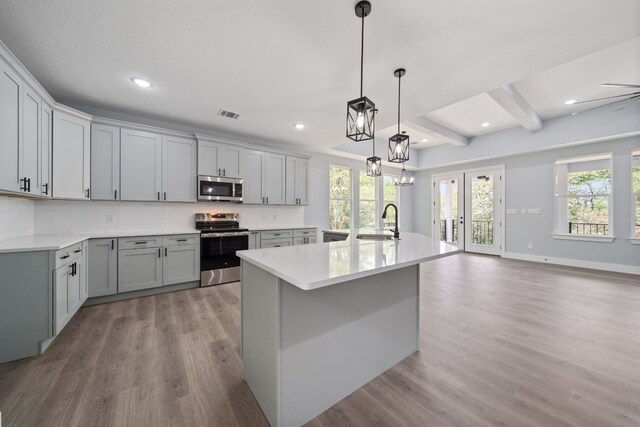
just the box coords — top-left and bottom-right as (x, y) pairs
(329, 166), (352, 230)
(359, 170), (377, 228)
(633, 150), (640, 237)
(383, 174), (399, 228)
(554, 154), (612, 237)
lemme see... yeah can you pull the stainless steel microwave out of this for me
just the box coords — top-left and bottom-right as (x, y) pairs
(198, 175), (243, 202)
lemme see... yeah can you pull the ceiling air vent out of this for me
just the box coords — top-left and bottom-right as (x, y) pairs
(218, 109), (240, 120)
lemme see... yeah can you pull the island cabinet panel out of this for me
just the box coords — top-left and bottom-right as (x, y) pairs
(88, 238), (118, 297)
(0, 61), (21, 193)
(90, 124), (120, 200)
(162, 135), (197, 202)
(118, 247), (163, 292)
(52, 110), (91, 200)
(120, 128), (162, 201)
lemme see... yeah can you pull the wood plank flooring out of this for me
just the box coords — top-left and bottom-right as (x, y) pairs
(1, 253), (639, 426)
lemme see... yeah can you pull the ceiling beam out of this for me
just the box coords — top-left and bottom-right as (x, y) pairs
(488, 84), (543, 132)
(408, 116), (470, 146)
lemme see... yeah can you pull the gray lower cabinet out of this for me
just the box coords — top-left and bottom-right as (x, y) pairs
(118, 246), (163, 292)
(53, 243), (86, 335)
(248, 231), (260, 249)
(88, 238), (118, 297)
(163, 244), (200, 285)
(257, 228), (316, 248)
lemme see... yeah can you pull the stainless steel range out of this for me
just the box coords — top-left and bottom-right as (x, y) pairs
(195, 213), (249, 287)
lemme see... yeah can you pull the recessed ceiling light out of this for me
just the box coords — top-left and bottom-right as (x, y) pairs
(564, 99), (577, 105)
(293, 123), (305, 130)
(131, 78), (152, 88)
(421, 138), (428, 143)
(481, 122), (490, 127)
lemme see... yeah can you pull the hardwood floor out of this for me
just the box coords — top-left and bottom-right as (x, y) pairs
(1, 254), (639, 426)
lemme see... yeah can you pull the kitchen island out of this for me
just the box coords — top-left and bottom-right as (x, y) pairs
(237, 232), (460, 427)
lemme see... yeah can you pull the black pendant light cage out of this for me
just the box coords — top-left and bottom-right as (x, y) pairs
(346, 1), (375, 142)
(395, 164), (414, 186)
(388, 68), (410, 163)
(366, 108), (382, 177)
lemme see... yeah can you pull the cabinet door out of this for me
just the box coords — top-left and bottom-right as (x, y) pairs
(0, 62), (21, 192)
(40, 101), (52, 197)
(163, 244), (200, 286)
(118, 247), (163, 292)
(162, 135), (197, 202)
(21, 85), (40, 195)
(261, 238), (292, 248)
(221, 144), (243, 178)
(91, 124), (120, 200)
(54, 264), (70, 335)
(243, 150), (264, 204)
(264, 152), (285, 205)
(197, 140), (220, 176)
(248, 231), (260, 249)
(88, 239), (118, 297)
(295, 158), (309, 205)
(285, 156), (296, 205)
(52, 110), (91, 199)
(120, 129), (162, 201)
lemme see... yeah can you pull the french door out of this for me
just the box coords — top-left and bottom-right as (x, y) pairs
(433, 167), (503, 255)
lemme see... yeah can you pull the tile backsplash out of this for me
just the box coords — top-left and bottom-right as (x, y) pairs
(34, 200), (306, 234)
(0, 198), (35, 239)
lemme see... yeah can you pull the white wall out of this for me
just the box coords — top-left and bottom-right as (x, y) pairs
(414, 136), (640, 268)
(0, 198), (34, 239)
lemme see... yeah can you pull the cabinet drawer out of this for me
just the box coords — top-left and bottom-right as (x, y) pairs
(261, 238), (292, 248)
(293, 228), (316, 238)
(260, 230), (292, 240)
(163, 234), (200, 247)
(55, 242), (83, 268)
(294, 236), (317, 245)
(118, 236), (163, 250)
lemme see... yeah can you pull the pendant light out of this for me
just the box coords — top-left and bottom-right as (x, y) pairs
(366, 109), (382, 176)
(388, 68), (409, 163)
(395, 163), (414, 186)
(346, 1), (375, 142)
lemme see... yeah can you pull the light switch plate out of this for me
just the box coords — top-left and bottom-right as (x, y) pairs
(506, 208), (518, 214)
(527, 208), (542, 214)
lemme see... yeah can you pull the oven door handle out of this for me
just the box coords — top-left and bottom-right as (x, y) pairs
(201, 232), (250, 238)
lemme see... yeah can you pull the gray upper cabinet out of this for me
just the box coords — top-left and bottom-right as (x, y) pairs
(264, 152), (286, 205)
(40, 101), (52, 197)
(120, 128), (162, 201)
(52, 110), (91, 200)
(163, 135), (197, 202)
(285, 156), (309, 205)
(0, 61), (22, 193)
(197, 138), (243, 178)
(243, 149), (265, 204)
(20, 85), (41, 196)
(88, 238), (118, 297)
(90, 124), (120, 200)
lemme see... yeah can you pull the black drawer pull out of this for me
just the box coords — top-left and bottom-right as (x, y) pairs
(73, 249), (82, 253)
(134, 241), (148, 245)
(60, 254), (70, 259)
(176, 239), (188, 242)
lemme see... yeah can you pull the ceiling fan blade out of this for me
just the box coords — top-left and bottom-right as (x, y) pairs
(601, 83), (640, 89)
(573, 92), (640, 104)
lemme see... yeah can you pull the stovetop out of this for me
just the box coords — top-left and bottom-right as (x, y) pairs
(195, 213), (248, 233)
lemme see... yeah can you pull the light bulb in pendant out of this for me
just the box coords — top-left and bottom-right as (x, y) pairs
(356, 111), (365, 129)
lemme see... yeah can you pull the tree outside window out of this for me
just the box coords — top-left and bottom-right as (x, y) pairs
(329, 166), (352, 230)
(359, 170), (377, 228)
(383, 175), (398, 228)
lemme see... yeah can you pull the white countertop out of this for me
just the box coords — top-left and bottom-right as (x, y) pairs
(237, 232), (461, 290)
(0, 229), (200, 254)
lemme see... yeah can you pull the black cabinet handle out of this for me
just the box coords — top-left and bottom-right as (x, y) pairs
(73, 249), (82, 253)
(114, 189), (118, 199)
(27, 178), (31, 192)
(85, 188), (90, 198)
(164, 192), (167, 201)
(111, 240), (114, 250)
(165, 247), (168, 257)
(61, 254), (70, 260)
(223, 169), (226, 176)
(157, 192), (160, 200)
(134, 241), (148, 245)
(266, 197), (269, 204)
(43, 183), (48, 195)
(158, 248), (161, 257)
(20, 177), (27, 191)
(177, 239), (187, 242)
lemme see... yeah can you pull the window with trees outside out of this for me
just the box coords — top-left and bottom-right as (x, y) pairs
(329, 166), (352, 230)
(383, 175), (399, 228)
(359, 170), (377, 228)
(554, 154), (612, 236)
(633, 150), (640, 237)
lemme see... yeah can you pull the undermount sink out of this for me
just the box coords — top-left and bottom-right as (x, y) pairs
(356, 233), (393, 240)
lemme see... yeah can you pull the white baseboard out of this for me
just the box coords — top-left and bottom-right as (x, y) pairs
(503, 252), (640, 275)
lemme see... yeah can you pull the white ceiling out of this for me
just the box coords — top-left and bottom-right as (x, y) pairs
(376, 123), (448, 149)
(0, 0), (639, 152)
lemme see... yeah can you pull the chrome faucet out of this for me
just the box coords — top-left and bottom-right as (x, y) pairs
(382, 203), (400, 239)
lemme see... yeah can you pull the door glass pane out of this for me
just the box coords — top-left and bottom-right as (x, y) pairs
(439, 178), (459, 243)
(471, 175), (494, 245)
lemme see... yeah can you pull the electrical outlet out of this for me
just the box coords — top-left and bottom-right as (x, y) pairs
(528, 243), (533, 249)
(106, 214), (115, 224)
